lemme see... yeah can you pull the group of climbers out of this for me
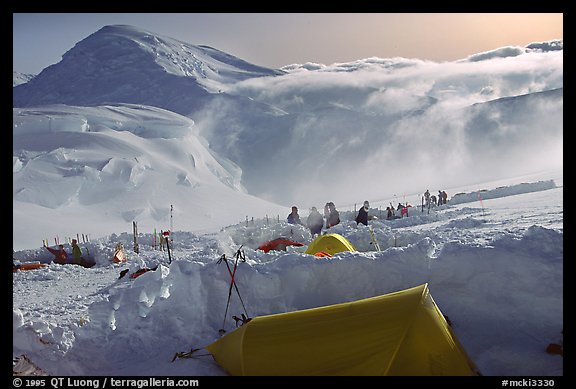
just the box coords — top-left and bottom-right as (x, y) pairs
(287, 202), (341, 237)
(424, 189), (448, 207)
(288, 189), (451, 234)
(44, 239), (86, 266)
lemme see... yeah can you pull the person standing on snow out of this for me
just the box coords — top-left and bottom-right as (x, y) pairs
(386, 206), (394, 220)
(324, 203), (331, 229)
(424, 190), (431, 206)
(356, 200), (376, 226)
(71, 239), (83, 264)
(287, 206), (304, 225)
(326, 202), (340, 228)
(307, 206), (324, 237)
(442, 190), (448, 205)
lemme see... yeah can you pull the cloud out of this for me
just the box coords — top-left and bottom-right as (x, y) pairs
(198, 47), (562, 206)
(465, 46), (525, 62)
(526, 39), (563, 52)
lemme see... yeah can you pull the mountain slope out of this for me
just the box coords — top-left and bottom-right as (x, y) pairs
(13, 103), (289, 250)
(13, 25), (284, 115)
(13, 71), (35, 87)
(13, 25), (562, 209)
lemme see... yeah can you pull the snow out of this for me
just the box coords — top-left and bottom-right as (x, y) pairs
(14, 26), (563, 207)
(13, 71), (35, 87)
(13, 104), (289, 252)
(13, 25), (563, 377)
(13, 172), (564, 376)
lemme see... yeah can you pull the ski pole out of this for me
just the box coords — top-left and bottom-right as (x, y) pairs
(219, 255), (238, 335)
(219, 246), (247, 335)
(217, 251), (249, 316)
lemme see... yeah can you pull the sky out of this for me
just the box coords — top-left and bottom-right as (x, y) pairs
(12, 13), (563, 75)
(13, 172), (564, 376)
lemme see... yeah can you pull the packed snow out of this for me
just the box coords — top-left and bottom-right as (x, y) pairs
(13, 171), (563, 376)
(13, 104), (289, 251)
(13, 25), (562, 377)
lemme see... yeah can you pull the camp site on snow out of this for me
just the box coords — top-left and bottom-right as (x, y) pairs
(204, 283), (480, 376)
(182, 235), (479, 375)
(15, 222), (481, 376)
(13, 181), (563, 376)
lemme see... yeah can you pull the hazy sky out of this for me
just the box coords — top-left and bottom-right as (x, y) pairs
(13, 13), (563, 75)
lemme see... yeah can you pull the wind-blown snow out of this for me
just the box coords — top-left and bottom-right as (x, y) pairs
(14, 25), (563, 206)
(13, 25), (563, 377)
(13, 104), (289, 251)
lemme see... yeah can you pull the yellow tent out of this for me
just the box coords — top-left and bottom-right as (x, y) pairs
(206, 283), (479, 376)
(304, 233), (356, 256)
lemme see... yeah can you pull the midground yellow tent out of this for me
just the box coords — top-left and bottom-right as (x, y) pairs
(304, 233), (356, 256)
(206, 283), (479, 376)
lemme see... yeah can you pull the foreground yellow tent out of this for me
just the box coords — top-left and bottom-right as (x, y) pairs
(304, 233), (356, 256)
(206, 283), (479, 376)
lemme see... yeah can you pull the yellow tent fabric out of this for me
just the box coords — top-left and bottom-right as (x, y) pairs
(206, 283), (479, 376)
(304, 233), (356, 256)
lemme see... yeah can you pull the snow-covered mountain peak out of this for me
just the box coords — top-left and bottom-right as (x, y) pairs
(67, 24), (284, 84)
(13, 71), (35, 87)
(13, 24), (284, 112)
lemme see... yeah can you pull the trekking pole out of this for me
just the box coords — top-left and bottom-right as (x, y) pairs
(233, 246), (248, 305)
(219, 259), (236, 335)
(219, 246), (246, 335)
(217, 251), (249, 318)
